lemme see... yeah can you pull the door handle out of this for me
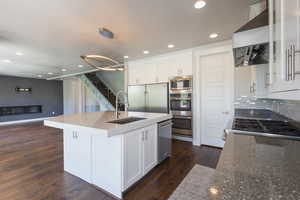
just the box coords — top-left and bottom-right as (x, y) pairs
(222, 111), (230, 115)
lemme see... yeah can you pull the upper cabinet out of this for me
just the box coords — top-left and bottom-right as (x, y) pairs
(235, 64), (269, 99)
(128, 51), (193, 85)
(269, 0), (300, 93)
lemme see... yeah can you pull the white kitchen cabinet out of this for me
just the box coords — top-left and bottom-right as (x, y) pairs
(235, 65), (269, 99)
(128, 62), (144, 85)
(269, 0), (300, 93)
(128, 51), (193, 85)
(176, 52), (193, 76)
(64, 129), (92, 183)
(142, 124), (158, 174)
(128, 61), (157, 85)
(161, 52), (193, 78)
(155, 58), (170, 82)
(123, 128), (144, 190)
(123, 124), (158, 190)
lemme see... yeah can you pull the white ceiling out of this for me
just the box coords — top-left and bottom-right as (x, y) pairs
(0, 0), (250, 79)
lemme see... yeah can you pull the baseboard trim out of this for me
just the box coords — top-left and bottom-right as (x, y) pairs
(0, 117), (48, 126)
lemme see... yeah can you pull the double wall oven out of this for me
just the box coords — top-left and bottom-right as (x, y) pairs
(169, 76), (193, 137)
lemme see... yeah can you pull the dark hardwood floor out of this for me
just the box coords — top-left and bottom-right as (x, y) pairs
(0, 122), (221, 200)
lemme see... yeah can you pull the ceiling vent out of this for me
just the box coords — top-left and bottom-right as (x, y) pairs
(99, 28), (114, 39)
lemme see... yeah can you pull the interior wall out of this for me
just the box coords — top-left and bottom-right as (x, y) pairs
(0, 75), (63, 122)
(63, 77), (100, 115)
(96, 71), (124, 94)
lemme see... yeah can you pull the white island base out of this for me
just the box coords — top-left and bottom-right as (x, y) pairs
(44, 111), (172, 199)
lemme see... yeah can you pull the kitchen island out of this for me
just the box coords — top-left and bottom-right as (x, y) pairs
(44, 111), (172, 199)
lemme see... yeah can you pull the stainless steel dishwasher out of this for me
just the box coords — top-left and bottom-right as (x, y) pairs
(158, 120), (172, 163)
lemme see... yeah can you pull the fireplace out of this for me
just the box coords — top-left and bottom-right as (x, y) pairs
(0, 105), (42, 116)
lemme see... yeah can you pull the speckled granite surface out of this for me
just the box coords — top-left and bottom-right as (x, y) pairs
(208, 133), (300, 200)
(169, 134), (300, 200)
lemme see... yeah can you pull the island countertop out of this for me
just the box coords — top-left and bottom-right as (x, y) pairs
(44, 111), (172, 137)
(205, 133), (300, 200)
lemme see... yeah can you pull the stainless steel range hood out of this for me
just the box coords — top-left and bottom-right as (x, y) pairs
(233, 9), (269, 67)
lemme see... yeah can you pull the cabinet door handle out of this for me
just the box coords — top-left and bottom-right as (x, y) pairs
(286, 49), (288, 81)
(73, 131), (78, 139)
(292, 45), (296, 80)
(142, 131), (144, 141)
(286, 48), (290, 81)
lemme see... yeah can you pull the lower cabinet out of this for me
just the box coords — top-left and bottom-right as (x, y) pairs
(63, 129), (92, 183)
(123, 124), (158, 190)
(63, 124), (158, 198)
(143, 125), (158, 174)
(123, 128), (144, 189)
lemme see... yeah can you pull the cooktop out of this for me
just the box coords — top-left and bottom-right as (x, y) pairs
(232, 118), (300, 139)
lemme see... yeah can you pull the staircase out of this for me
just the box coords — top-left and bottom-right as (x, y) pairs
(84, 72), (125, 111)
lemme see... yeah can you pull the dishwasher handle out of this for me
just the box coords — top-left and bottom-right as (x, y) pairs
(158, 120), (172, 128)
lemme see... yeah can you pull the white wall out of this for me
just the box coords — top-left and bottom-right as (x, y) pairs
(96, 71), (124, 94)
(63, 77), (100, 115)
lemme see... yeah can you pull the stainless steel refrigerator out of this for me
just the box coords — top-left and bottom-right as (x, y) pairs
(128, 83), (169, 113)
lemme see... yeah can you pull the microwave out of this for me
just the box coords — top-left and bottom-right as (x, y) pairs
(169, 76), (192, 91)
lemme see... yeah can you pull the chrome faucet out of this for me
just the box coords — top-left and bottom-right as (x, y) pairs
(115, 90), (129, 119)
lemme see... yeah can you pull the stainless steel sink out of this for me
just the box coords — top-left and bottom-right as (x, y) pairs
(107, 117), (146, 124)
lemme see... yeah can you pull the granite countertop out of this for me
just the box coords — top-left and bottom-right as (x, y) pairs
(44, 111), (172, 137)
(206, 133), (300, 200)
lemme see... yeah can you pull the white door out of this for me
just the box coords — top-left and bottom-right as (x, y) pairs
(123, 129), (143, 190)
(199, 52), (233, 148)
(143, 125), (158, 174)
(64, 129), (92, 183)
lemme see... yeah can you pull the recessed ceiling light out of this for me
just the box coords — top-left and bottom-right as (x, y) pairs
(78, 65), (83, 68)
(143, 50), (149, 54)
(62, 69), (67, 72)
(1, 59), (12, 63)
(16, 52), (24, 56)
(209, 33), (218, 38)
(48, 72), (53, 75)
(37, 75), (43, 78)
(124, 56), (129, 59)
(209, 187), (219, 195)
(168, 44), (175, 48)
(194, 0), (206, 9)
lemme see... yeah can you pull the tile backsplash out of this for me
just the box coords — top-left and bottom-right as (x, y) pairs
(235, 97), (300, 122)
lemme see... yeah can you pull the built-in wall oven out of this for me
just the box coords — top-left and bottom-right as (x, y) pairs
(170, 76), (192, 91)
(169, 76), (193, 137)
